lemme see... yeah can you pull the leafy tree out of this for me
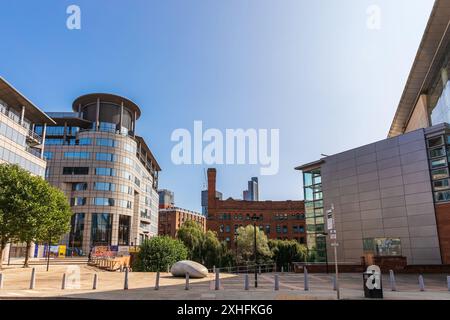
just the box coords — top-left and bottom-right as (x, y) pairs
(177, 220), (234, 268)
(218, 241), (236, 268)
(0, 164), (29, 269)
(133, 236), (188, 272)
(202, 230), (222, 267)
(176, 220), (204, 261)
(268, 239), (307, 270)
(0, 164), (72, 268)
(236, 225), (272, 264)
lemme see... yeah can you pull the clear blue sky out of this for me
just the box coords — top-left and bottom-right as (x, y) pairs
(0, 0), (434, 211)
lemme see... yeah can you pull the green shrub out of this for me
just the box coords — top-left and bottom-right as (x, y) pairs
(132, 236), (188, 272)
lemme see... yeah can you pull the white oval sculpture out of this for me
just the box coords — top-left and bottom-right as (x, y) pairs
(170, 260), (208, 278)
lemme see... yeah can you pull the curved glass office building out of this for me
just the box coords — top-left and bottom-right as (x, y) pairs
(39, 93), (161, 255)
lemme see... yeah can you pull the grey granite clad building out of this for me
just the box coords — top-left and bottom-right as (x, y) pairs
(296, 0), (450, 266)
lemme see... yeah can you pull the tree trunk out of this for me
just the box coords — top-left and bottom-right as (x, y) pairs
(0, 240), (6, 270)
(23, 241), (31, 268)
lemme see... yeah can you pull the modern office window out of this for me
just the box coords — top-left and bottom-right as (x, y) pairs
(122, 156), (133, 166)
(429, 146), (446, 158)
(93, 197), (115, 206)
(69, 213), (85, 251)
(46, 138), (64, 145)
(433, 178), (450, 191)
(94, 182), (116, 192)
(124, 143), (136, 153)
(119, 185), (133, 195)
(430, 157), (447, 169)
(91, 213), (112, 246)
(96, 153), (116, 162)
(428, 136), (444, 148)
(74, 138), (92, 146)
(431, 167), (449, 180)
(118, 215), (131, 245)
(64, 152), (90, 159)
(122, 170), (132, 180)
(314, 200), (324, 208)
(70, 197), (87, 206)
(95, 167), (116, 176)
(63, 167), (89, 175)
(96, 138), (117, 147)
(117, 200), (132, 209)
(40, 126), (64, 136)
(435, 190), (450, 202)
(43, 151), (53, 160)
(135, 177), (141, 187)
(72, 182), (88, 191)
(98, 122), (116, 133)
(363, 238), (402, 256)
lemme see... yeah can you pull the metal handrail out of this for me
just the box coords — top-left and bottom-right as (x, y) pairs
(208, 263), (276, 274)
(27, 129), (42, 143)
(0, 107), (42, 143)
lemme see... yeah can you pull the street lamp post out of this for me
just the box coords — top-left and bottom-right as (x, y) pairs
(326, 204), (339, 300)
(253, 220), (257, 288)
(250, 214), (260, 288)
(134, 237), (138, 251)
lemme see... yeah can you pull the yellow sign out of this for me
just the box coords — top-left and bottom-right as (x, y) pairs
(129, 246), (140, 253)
(58, 245), (66, 258)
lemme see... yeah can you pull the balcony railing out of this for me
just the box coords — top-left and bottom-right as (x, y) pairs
(26, 129), (43, 145)
(25, 146), (42, 158)
(1, 105), (43, 145)
(140, 213), (151, 220)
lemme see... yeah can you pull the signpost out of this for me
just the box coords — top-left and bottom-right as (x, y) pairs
(327, 204), (340, 300)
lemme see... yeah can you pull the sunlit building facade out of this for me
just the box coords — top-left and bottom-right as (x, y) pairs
(0, 77), (55, 262)
(296, 1), (450, 266)
(41, 93), (161, 255)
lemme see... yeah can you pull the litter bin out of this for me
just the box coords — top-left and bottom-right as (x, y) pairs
(363, 270), (383, 298)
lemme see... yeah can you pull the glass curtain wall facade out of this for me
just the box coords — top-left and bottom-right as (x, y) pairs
(427, 132), (450, 202)
(91, 213), (113, 246)
(303, 168), (326, 262)
(68, 213), (85, 254)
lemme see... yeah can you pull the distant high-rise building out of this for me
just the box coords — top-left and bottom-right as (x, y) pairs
(158, 189), (174, 209)
(243, 177), (258, 201)
(202, 189), (222, 216)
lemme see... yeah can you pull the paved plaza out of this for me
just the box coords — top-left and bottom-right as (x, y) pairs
(0, 264), (449, 300)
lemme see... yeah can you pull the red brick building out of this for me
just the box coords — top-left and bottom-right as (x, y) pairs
(206, 168), (306, 248)
(159, 207), (206, 238)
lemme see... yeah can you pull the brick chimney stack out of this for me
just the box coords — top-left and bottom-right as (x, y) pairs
(207, 168), (217, 209)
